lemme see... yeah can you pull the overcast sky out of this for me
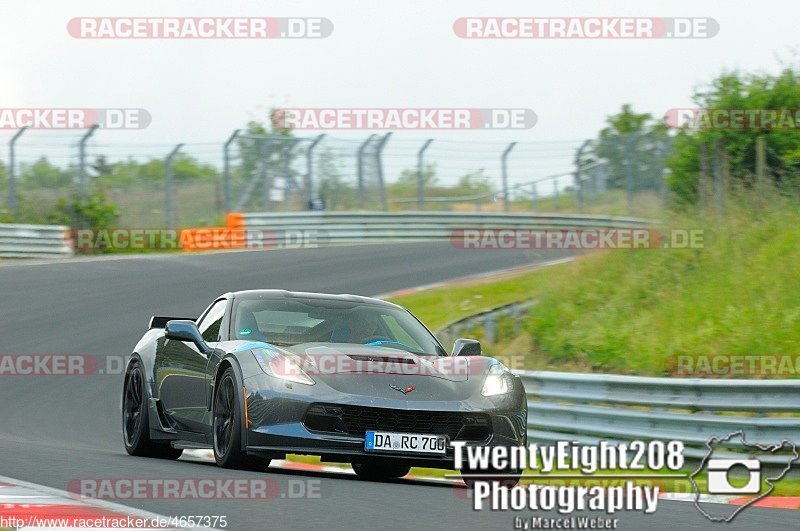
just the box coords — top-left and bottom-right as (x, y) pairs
(1, 0), (797, 186)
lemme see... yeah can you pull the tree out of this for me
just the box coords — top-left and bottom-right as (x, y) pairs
(91, 154), (217, 186)
(667, 66), (800, 204)
(454, 169), (492, 196)
(388, 164), (437, 199)
(592, 105), (670, 192)
(317, 148), (357, 209)
(19, 156), (74, 189)
(171, 154), (218, 181)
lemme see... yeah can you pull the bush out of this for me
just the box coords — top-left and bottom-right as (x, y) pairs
(49, 190), (119, 230)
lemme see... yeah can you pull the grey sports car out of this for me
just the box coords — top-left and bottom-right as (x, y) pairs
(122, 290), (526, 482)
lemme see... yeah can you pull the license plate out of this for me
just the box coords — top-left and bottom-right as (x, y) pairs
(364, 430), (447, 454)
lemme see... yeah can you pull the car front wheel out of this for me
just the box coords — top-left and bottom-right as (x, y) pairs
(212, 367), (270, 471)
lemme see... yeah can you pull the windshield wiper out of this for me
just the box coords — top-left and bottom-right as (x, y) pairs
(364, 339), (431, 355)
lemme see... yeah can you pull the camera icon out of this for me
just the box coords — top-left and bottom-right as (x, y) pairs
(707, 458), (761, 494)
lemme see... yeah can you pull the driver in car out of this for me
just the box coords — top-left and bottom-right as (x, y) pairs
(330, 312), (382, 344)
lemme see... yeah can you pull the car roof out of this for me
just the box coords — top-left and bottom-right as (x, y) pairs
(224, 289), (402, 309)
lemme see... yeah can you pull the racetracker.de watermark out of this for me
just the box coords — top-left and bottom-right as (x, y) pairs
(0, 354), (126, 376)
(450, 228), (705, 250)
(0, 108), (150, 130)
(453, 17), (719, 39)
(67, 478), (320, 500)
(669, 354), (800, 377)
(67, 17), (333, 39)
(264, 349), (525, 380)
(72, 228), (327, 252)
(271, 108), (537, 130)
(0, 515), (225, 530)
(665, 108), (800, 130)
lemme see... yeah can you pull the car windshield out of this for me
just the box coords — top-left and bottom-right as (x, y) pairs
(231, 296), (446, 356)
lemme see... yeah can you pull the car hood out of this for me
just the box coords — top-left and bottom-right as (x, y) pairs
(280, 343), (473, 383)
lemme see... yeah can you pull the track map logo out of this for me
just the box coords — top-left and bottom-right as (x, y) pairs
(690, 431), (799, 523)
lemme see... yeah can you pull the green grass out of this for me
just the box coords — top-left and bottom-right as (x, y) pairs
(390, 191), (800, 376)
(391, 271), (550, 332)
(521, 189), (664, 218)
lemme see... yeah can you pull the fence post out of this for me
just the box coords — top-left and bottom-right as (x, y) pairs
(7, 126), (27, 214)
(574, 140), (591, 212)
(280, 137), (301, 207)
(721, 141), (730, 211)
(356, 134), (376, 209)
(417, 139), (433, 210)
(484, 315), (497, 344)
(259, 136), (274, 211)
(597, 164), (608, 193)
(306, 134), (325, 208)
(713, 139), (725, 218)
(501, 142), (516, 212)
(375, 132), (392, 211)
(222, 129), (240, 214)
(78, 124), (99, 201)
(698, 142), (709, 213)
(755, 136), (766, 186)
(657, 137), (673, 199)
(553, 179), (559, 210)
(624, 133), (641, 214)
(164, 143), (183, 228)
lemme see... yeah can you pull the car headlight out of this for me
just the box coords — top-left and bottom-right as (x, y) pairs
(481, 364), (513, 396)
(252, 348), (315, 386)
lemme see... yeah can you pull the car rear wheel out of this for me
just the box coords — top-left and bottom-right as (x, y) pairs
(213, 367), (270, 471)
(122, 360), (183, 460)
(352, 460), (411, 480)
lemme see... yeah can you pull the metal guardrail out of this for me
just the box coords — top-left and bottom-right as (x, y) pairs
(437, 300), (537, 347)
(516, 371), (800, 464)
(231, 211), (655, 244)
(436, 301), (799, 464)
(0, 224), (73, 258)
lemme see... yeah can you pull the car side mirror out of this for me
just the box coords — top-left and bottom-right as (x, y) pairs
(165, 320), (211, 355)
(451, 338), (481, 357)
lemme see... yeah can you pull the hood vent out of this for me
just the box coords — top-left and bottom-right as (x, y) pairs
(347, 354), (417, 365)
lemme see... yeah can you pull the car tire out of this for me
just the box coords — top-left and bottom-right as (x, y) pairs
(352, 461), (411, 480)
(122, 360), (183, 460)
(212, 367), (270, 471)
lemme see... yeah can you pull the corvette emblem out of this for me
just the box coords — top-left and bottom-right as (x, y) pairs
(390, 384), (416, 395)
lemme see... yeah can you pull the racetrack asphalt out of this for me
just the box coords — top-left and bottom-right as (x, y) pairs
(0, 243), (795, 530)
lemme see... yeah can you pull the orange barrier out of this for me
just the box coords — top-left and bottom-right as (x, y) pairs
(179, 227), (248, 252)
(180, 214), (249, 251)
(226, 212), (245, 228)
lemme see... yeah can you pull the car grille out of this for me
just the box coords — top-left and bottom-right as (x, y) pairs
(303, 403), (491, 442)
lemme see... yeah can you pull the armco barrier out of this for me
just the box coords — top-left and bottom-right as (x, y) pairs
(516, 370), (800, 464)
(0, 223), (72, 258)
(225, 211), (654, 245)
